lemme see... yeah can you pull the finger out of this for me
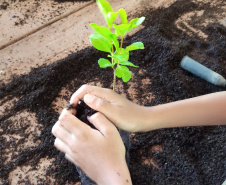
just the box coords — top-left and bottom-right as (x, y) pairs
(87, 112), (117, 137)
(59, 109), (90, 134)
(66, 103), (77, 115)
(70, 84), (112, 106)
(65, 153), (77, 165)
(52, 122), (72, 145)
(55, 139), (78, 166)
(84, 94), (115, 114)
(54, 138), (71, 154)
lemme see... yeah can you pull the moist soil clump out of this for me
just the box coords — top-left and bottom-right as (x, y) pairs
(71, 101), (97, 129)
(0, 0), (226, 184)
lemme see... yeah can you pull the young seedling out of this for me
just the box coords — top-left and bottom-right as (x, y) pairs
(90, 0), (145, 91)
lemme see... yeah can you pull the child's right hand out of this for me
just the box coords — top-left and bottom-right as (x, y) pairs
(70, 85), (150, 132)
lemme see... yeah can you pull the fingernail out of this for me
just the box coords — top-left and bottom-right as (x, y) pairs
(84, 94), (95, 104)
(87, 116), (91, 121)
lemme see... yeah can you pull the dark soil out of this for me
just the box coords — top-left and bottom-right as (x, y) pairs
(0, 2), (9, 10)
(74, 101), (97, 129)
(0, 0), (226, 184)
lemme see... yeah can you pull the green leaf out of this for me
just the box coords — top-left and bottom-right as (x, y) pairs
(115, 65), (132, 82)
(113, 17), (145, 36)
(98, 58), (114, 68)
(115, 30), (121, 37)
(119, 8), (127, 24)
(96, 0), (113, 21)
(114, 48), (129, 61)
(122, 17), (146, 33)
(129, 17), (145, 27)
(110, 34), (119, 50)
(112, 52), (129, 62)
(107, 12), (119, 27)
(126, 42), (144, 51)
(90, 24), (119, 50)
(115, 48), (127, 54)
(113, 24), (131, 36)
(90, 23), (112, 41)
(90, 32), (112, 53)
(114, 17), (145, 37)
(120, 61), (139, 68)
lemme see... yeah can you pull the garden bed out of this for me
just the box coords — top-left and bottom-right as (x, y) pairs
(0, 0), (226, 184)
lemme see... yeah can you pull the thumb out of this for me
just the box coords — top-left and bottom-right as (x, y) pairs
(87, 112), (116, 136)
(84, 94), (113, 114)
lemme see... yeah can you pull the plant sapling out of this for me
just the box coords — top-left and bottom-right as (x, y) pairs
(67, 1), (146, 183)
(90, 0), (145, 91)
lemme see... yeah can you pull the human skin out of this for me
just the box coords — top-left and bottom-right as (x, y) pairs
(52, 110), (132, 185)
(70, 84), (226, 132)
(53, 84), (226, 184)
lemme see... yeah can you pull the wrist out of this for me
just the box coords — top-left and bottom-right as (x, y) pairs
(135, 106), (160, 132)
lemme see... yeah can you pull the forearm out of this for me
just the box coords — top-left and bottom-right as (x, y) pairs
(139, 91), (226, 131)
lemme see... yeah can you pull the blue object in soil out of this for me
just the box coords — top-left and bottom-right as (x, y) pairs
(180, 56), (226, 87)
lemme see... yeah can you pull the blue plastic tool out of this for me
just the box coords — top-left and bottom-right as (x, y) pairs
(180, 56), (226, 87)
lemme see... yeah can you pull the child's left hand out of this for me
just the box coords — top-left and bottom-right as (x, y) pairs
(52, 109), (132, 185)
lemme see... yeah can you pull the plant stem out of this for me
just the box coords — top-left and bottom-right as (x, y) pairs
(120, 35), (124, 53)
(113, 68), (116, 91)
(111, 42), (116, 91)
(111, 46), (114, 63)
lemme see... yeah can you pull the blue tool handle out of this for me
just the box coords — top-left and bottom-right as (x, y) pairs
(180, 56), (226, 87)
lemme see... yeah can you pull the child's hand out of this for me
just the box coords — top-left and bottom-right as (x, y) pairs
(70, 85), (149, 132)
(52, 109), (132, 185)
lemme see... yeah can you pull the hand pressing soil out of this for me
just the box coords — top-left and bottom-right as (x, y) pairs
(66, 101), (98, 185)
(67, 100), (97, 129)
